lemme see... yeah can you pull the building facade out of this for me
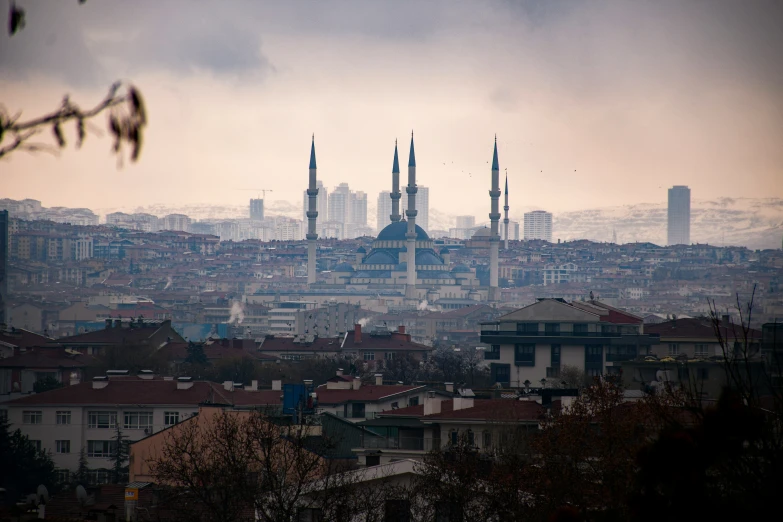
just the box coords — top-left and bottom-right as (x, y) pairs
(523, 211), (553, 242)
(667, 185), (691, 246)
(250, 198), (265, 221)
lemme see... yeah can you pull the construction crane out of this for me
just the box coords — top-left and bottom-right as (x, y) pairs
(236, 188), (273, 199)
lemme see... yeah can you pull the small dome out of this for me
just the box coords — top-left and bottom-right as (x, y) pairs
(439, 247), (450, 254)
(437, 272), (452, 279)
(376, 221), (430, 241)
(416, 250), (443, 265)
(471, 227), (491, 238)
(363, 250), (397, 265)
(334, 262), (354, 272)
(357, 246), (366, 253)
(451, 264), (471, 273)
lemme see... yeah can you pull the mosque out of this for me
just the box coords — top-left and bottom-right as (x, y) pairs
(304, 133), (504, 305)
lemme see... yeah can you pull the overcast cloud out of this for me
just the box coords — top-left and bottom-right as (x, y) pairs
(1, 0), (781, 218)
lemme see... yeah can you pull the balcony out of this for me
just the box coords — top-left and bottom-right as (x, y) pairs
(480, 330), (621, 338)
(359, 436), (439, 452)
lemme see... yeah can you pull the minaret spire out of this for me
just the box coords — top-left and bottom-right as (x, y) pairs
(503, 170), (510, 250)
(306, 135), (319, 285)
(405, 132), (418, 300)
(488, 136), (501, 301)
(390, 140), (401, 223)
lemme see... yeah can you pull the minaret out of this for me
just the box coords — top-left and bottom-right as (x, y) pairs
(489, 136), (501, 301)
(306, 135), (318, 285)
(390, 140), (401, 223)
(405, 132), (418, 300)
(503, 171), (510, 250)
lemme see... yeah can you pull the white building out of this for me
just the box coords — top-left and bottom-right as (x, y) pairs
(376, 191), (393, 235)
(667, 185), (691, 246)
(275, 219), (303, 241)
(161, 214), (191, 232)
(503, 220), (520, 241)
(524, 211), (553, 242)
(542, 262), (578, 285)
(455, 215), (475, 229)
(302, 180), (328, 225)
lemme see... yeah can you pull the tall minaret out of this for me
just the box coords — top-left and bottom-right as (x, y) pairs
(390, 140), (401, 223)
(306, 135), (318, 285)
(489, 136), (501, 301)
(405, 132), (418, 300)
(503, 171), (510, 250)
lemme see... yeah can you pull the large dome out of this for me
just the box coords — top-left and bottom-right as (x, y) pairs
(376, 221), (430, 241)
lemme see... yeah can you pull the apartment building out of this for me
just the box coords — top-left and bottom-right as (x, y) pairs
(480, 298), (658, 386)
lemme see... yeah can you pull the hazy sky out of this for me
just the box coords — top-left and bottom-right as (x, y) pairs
(1, 0), (782, 219)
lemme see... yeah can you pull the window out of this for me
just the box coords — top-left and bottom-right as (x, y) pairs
(482, 431), (492, 449)
(391, 402), (399, 409)
(30, 440), (42, 451)
(514, 344), (535, 366)
(363, 352), (375, 361)
(466, 429), (475, 446)
(516, 322), (538, 334)
(384, 352), (395, 360)
(351, 403), (366, 418)
(586, 345), (603, 363)
(544, 323), (561, 334)
(408, 396), (419, 407)
(23, 411), (42, 424)
(384, 499), (411, 522)
(55, 469), (71, 484)
(87, 469), (111, 485)
(164, 412), (180, 426)
(450, 431), (458, 445)
(587, 368), (602, 377)
(87, 440), (117, 458)
(56, 440), (71, 454)
(56, 411), (71, 425)
(573, 323), (588, 335)
(695, 344), (709, 357)
(124, 411), (153, 430)
(492, 364), (511, 384)
(668, 344), (679, 356)
(88, 411), (117, 429)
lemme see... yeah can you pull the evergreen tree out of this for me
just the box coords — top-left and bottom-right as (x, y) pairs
(185, 341), (209, 366)
(71, 447), (90, 487)
(33, 375), (64, 394)
(0, 417), (57, 504)
(110, 425), (129, 484)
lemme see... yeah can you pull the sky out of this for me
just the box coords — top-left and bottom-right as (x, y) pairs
(1, 0), (782, 220)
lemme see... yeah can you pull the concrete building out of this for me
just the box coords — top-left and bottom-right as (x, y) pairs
(303, 180), (327, 226)
(250, 198), (264, 221)
(161, 213), (191, 232)
(455, 215), (475, 229)
(0, 210), (8, 328)
(524, 211), (553, 242)
(376, 191), (393, 235)
(667, 185), (691, 246)
(479, 299), (657, 386)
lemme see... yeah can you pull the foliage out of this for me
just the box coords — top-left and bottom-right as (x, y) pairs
(0, 416), (58, 505)
(71, 447), (90, 488)
(33, 375), (64, 393)
(110, 425), (129, 484)
(185, 341), (209, 366)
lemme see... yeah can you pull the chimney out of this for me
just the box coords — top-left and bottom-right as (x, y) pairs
(398, 325), (405, 334)
(353, 376), (362, 390)
(336, 368), (344, 377)
(374, 373), (383, 386)
(423, 390), (441, 416)
(250, 379), (258, 391)
(138, 370), (154, 380)
(113, 319), (121, 328)
(177, 376), (194, 390)
(453, 396), (474, 411)
(223, 380), (234, 392)
(354, 324), (362, 344)
(445, 382), (454, 394)
(69, 371), (81, 386)
(105, 318), (112, 329)
(92, 376), (109, 389)
(272, 379), (282, 391)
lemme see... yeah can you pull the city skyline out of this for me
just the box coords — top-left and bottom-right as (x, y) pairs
(2, 1), (781, 217)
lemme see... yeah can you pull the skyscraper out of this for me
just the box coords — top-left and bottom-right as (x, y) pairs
(524, 211), (553, 242)
(376, 191), (393, 234)
(667, 185), (691, 245)
(328, 183), (351, 225)
(400, 185), (429, 232)
(351, 191), (368, 227)
(249, 198), (264, 221)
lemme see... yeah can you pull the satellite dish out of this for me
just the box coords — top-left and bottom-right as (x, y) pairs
(37, 485), (49, 504)
(76, 485), (88, 504)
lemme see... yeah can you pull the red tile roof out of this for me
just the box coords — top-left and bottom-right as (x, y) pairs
(645, 317), (761, 340)
(314, 384), (424, 405)
(381, 398), (545, 422)
(159, 342), (277, 362)
(0, 348), (99, 369)
(5, 378), (282, 407)
(342, 331), (432, 352)
(0, 328), (52, 349)
(258, 336), (343, 353)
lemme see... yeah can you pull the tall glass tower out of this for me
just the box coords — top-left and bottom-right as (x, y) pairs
(667, 185), (691, 245)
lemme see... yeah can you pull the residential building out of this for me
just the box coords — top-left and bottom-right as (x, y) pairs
(524, 211), (553, 242)
(480, 299), (658, 386)
(401, 186), (429, 232)
(667, 185), (691, 245)
(302, 180), (328, 225)
(542, 263), (579, 285)
(645, 316), (760, 359)
(376, 191), (393, 235)
(48, 318), (185, 356)
(1, 376), (282, 476)
(161, 213), (191, 232)
(0, 210), (7, 328)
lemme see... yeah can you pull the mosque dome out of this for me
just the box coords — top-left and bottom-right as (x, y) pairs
(376, 221), (430, 241)
(357, 246), (367, 253)
(416, 250), (443, 265)
(451, 264), (472, 273)
(363, 250), (397, 265)
(333, 263), (355, 272)
(439, 247), (450, 255)
(471, 227), (491, 239)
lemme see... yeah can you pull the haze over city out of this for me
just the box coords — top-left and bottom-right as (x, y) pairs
(2, 0), (782, 217)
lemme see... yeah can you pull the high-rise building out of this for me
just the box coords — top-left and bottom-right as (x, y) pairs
(0, 210), (7, 328)
(376, 191), (393, 234)
(328, 183), (351, 225)
(303, 180), (327, 225)
(249, 199), (264, 221)
(455, 215), (475, 229)
(667, 185), (691, 246)
(524, 211), (553, 242)
(352, 191), (368, 227)
(503, 220), (520, 241)
(400, 185), (429, 232)
(161, 214), (191, 232)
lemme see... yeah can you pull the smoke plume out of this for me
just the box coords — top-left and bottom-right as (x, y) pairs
(227, 300), (245, 325)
